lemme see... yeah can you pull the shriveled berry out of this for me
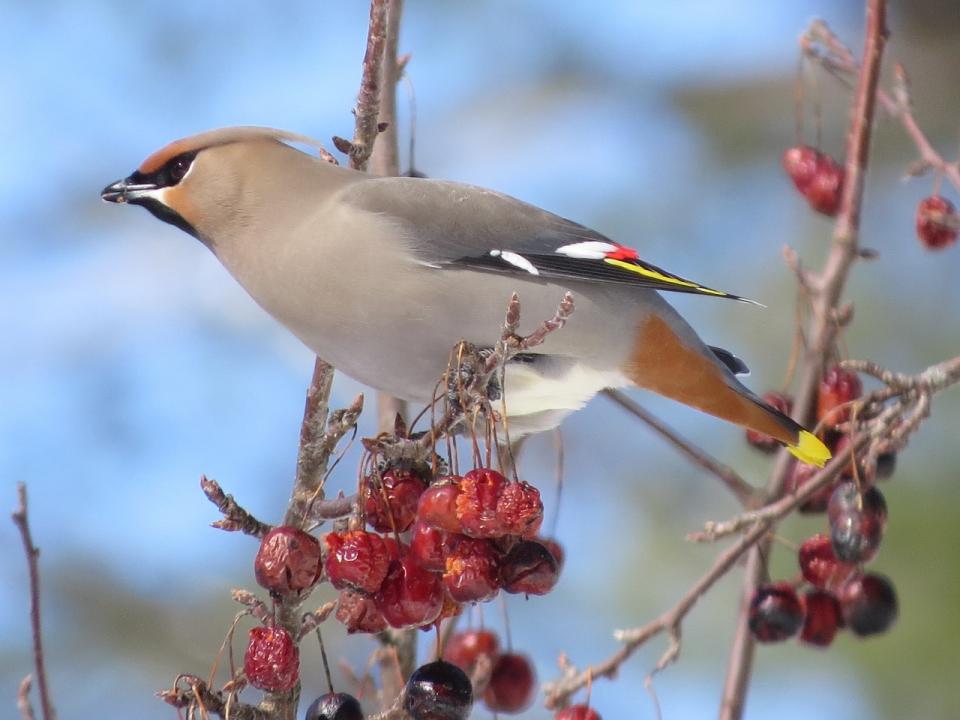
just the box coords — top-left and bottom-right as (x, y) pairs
(782, 145), (820, 192)
(798, 534), (855, 590)
(443, 536), (501, 603)
(828, 482), (887, 563)
(497, 481), (544, 538)
(501, 540), (560, 596)
(785, 460), (834, 514)
(364, 467), (427, 533)
(254, 526), (322, 594)
(556, 705), (603, 720)
(800, 589), (843, 647)
(335, 589), (388, 634)
(484, 652), (536, 713)
(456, 468), (509, 538)
(304, 691), (364, 720)
(324, 530), (391, 595)
(410, 521), (449, 573)
(418, 479), (464, 534)
(839, 573), (898, 636)
(817, 365), (863, 427)
(748, 582), (803, 642)
(376, 556), (445, 629)
(916, 195), (958, 250)
(404, 660), (473, 720)
(443, 629), (500, 677)
(243, 626), (299, 692)
(746, 392), (793, 453)
(804, 155), (845, 216)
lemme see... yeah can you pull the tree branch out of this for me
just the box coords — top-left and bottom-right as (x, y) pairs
(12, 484), (55, 720)
(719, 4), (888, 717)
(603, 389), (756, 506)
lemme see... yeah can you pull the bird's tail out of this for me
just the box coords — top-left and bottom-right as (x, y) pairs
(624, 315), (831, 467)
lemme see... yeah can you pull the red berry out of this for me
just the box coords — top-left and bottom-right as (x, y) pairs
(748, 582), (803, 642)
(817, 365), (863, 427)
(443, 629), (501, 677)
(839, 573), (898, 636)
(443, 535), (502, 603)
(254, 526), (322, 594)
(798, 534), (855, 591)
(782, 145), (820, 192)
(916, 195), (958, 250)
(785, 459), (835, 513)
(404, 660), (473, 720)
(410, 521), (449, 573)
(305, 692), (364, 720)
(556, 705), (603, 720)
(243, 626), (299, 692)
(539, 537), (565, 569)
(335, 589), (388, 634)
(746, 392), (793, 453)
(496, 481), (544, 538)
(828, 482), (887, 563)
(364, 467), (427, 533)
(418, 479), (464, 533)
(800, 589), (843, 647)
(376, 556), (445, 629)
(501, 540), (560, 596)
(456, 468), (509, 538)
(324, 530), (391, 595)
(804, 156), (845, 216)
(484, 652), (537, 713)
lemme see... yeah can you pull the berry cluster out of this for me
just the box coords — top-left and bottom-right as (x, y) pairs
(747, 365), (899, 647)
(327, 466), (561, 634)
(916, 194), (958, 250)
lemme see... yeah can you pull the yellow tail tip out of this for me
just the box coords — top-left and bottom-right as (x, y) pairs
(786, 430), (831, 468)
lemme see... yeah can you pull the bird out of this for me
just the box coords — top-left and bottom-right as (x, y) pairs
(101, 126), (830, 466)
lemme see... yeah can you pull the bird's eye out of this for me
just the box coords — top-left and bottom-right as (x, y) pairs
(168, 155), (192, 183)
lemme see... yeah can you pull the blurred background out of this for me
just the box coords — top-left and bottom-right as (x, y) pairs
(2, 0), (959, 718)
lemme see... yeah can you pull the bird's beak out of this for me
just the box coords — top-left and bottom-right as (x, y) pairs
(100, 177), (158, 204)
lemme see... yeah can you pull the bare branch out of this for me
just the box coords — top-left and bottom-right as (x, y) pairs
(603, 389), (756, 506)
(720, 4), (888, 716)
(12, 484), (55, 720)
(201, 475), (272, 538)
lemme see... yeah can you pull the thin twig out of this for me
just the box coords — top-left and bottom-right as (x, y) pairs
(12, 484), (55, 720)
(17, 676), (35, 720)
(201, 475), (272, 538)
(803, 19), (960, 190)
(603, 389), (756, 506)
(348, 0), (389, 171)
(543, 518), (773, 709)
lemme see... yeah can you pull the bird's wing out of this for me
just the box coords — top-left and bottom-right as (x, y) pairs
(338, 177), (758, 303)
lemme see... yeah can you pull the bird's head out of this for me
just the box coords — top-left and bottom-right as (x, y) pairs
(101, 127), (334, 246)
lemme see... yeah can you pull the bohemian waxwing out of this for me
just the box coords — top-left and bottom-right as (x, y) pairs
(101, 126), (830, 466)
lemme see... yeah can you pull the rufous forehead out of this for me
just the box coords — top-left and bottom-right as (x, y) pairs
(138, 138), (199, 174)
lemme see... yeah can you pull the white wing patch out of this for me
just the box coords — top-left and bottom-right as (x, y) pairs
(490, 249), (539, 275)
(554, 241), (618, 259)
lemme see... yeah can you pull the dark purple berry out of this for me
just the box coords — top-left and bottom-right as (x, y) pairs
(304, 692), (364, 720)
(839, 573), (898, 636)
(828, 482), (887, 563)
(748, 582), (803, 642)
(404, 660), (473, 720)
